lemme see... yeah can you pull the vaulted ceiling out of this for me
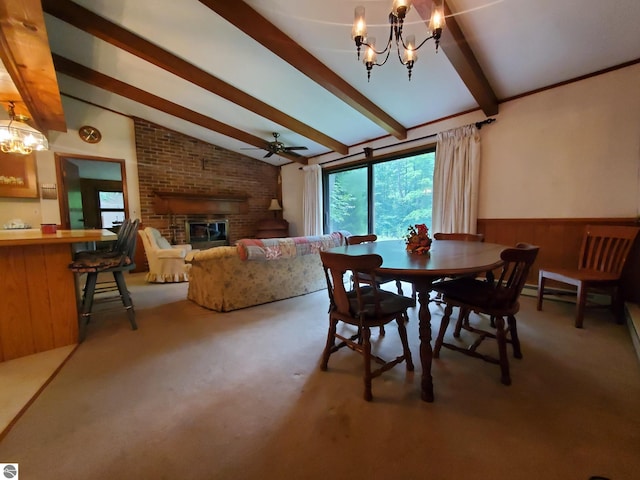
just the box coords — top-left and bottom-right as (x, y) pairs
(1, 0), (639, 166)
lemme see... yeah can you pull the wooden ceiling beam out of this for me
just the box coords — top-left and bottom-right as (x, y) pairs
(42, 0), (345, 155)
(413, 0), (498, 116)
(52, 54), (308, 165)
(199, 0), (408, 141)
(0, 0), (65, 132)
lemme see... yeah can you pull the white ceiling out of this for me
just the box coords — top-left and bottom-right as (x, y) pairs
(43, 0), (640, 166)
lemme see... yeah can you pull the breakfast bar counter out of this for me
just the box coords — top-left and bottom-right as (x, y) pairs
(0, 229), (117, 362)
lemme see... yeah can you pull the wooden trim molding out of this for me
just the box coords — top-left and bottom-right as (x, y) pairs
(152, 192), (249, 215)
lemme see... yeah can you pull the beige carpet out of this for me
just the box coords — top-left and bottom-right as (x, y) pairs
(0, 273), (639, 480)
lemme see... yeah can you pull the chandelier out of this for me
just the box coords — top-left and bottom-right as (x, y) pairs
(0, 102), (49, 155)
(351, 0), (446, 81)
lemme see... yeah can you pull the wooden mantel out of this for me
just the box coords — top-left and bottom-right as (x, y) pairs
(153, 191), (249, 215)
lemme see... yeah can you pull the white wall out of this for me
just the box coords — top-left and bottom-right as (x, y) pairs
(3, 64), (638, 232)
(283, 63), (640, 233)
(0, 96), (140, 228)
(479, 65), (639, 218)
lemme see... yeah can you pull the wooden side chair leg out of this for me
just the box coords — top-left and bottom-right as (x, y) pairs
(536, 273), (546, 311)
(321, 318), (338, 371)
(362, 326), (373, 401)
(78, 272), (98, 343)
(434, 304), (454, 358)
(396, 315), (414, 371)
(507, 315), (522, 359)
(453, 307), (469, 338)
(575, 282), (587, 328)
(494, 315), (511, 385)
(113, 271), (137, 330)
(80, 272), (98, 318)
(395, 280), (416, 307)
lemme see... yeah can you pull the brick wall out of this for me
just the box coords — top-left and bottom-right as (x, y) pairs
(134, 118), (280, 244)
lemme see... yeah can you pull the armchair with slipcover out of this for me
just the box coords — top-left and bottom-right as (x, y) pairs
(139, 227), (196, 283)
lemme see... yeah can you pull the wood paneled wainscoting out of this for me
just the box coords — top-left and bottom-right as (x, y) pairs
(476, 218), (640, 303)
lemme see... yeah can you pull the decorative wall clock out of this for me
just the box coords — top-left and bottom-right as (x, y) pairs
(78, 125), (102, 144)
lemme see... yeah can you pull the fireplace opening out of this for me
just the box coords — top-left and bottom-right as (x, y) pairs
(185, 219), (229, 249)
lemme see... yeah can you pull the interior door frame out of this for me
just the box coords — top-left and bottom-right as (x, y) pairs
(55, 153), (129, 230)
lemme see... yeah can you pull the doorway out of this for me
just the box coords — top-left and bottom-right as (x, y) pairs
(55, 154), (129, 230)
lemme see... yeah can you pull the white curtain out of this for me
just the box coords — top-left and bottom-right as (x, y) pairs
(302, 164), (323, 236)
(432, 124), (481, 234)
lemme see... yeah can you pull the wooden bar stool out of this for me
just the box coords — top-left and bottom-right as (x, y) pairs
(69, 219), (140, 341)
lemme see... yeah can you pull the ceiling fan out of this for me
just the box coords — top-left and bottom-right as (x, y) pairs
(244, 132), (308, 158)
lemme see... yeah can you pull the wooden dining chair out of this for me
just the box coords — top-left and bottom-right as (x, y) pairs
(433, 232), (485, 242)
(432, 243), (539, 386)
(319, 250), (414, 401)
(537, 225), (639, 328)
(347, 234), (416, 306)
(431, 232), (485, 304)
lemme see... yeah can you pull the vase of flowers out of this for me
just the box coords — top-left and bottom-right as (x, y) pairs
(405, 223), (432, 255)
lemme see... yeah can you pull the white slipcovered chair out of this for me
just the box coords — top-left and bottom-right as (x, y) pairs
(138, 227), (196, 283)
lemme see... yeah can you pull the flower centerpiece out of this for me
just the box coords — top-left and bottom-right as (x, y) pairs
(405, 223), (432, 254)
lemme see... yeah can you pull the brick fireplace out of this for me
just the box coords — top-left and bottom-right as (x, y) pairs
(134, 118), (281, 245)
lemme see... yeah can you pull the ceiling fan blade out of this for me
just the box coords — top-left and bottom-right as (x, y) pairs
(284, 146), (308, 151)
(263, 151), (274, 158)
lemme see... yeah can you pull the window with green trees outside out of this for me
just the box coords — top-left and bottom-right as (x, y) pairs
(324, 148), (435, 239)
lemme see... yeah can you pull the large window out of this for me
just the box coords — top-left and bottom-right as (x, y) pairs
(324, 148), (435, 238)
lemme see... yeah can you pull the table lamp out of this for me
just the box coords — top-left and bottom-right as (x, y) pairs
(268, 198), (282, 218)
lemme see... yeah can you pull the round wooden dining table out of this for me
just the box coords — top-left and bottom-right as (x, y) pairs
(328, 238), (506, 402)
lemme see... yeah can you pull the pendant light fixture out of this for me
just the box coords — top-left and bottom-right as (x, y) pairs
(352, 0), (446, 81)
(0, 102), (49, 155)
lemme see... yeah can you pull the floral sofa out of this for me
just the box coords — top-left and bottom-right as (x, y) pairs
(186, 232), (347, 312)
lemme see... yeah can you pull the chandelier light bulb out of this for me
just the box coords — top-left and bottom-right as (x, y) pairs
(363, 37), (377, 64)
(403, 35), (417, 63)
(352, 6), (367, 40)
(392, 0), (412, 19)
(429, 4), (446, 33)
